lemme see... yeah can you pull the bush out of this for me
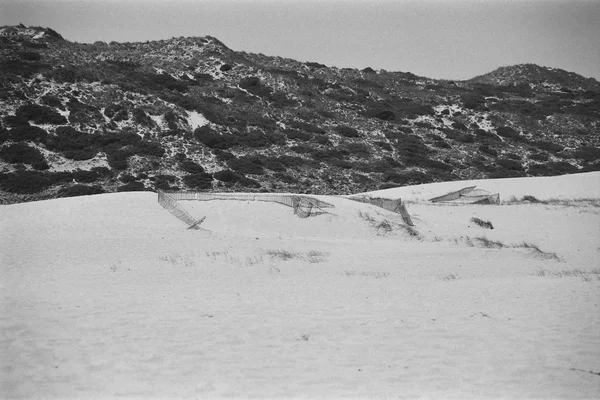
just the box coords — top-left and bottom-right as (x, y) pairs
(239, 76), (271, 97)
(529, 152), (548, 161)
(4, 115), (30, 128)
(334, 126), (360, 138)
(284, 129), (312, 142)
(374, 141), (393, 151)
(8, 125), (48, 143)
(72, 170), (100, 183)
(532, 140), (563, 153)
(213, 169), (238, 182)
(451, 122), (468, 131)
(0, 143), (46, 165)
(41, 95), (64, 110)
(496, 126), (520, 140)
(0, 171), (52, 193)
(58, 184), (105, 197)
(183, 173), (213, 189)
(194, 126), (237, 149)
(227, 156), (265, 175)
(343, 143), (370, 157)
(527, 161), (578, 176)
(497, 158), (524, 172)
(116, 181), (146, 192)
(479, 144), (498, 157)
(574, 146), (600, 162)
(16, 103), (67, 125)
(180, 160), (205, 174)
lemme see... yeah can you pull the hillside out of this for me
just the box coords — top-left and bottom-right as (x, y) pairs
(2, 172), (599, 398)
(1, 25), (599, 203)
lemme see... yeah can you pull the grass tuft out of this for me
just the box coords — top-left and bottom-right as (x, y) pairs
(470, 217), (494, 229)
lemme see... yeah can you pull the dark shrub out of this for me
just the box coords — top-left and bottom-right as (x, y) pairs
(277, 155), (306, 168)
(383, 170), (429, 185)
(274, 172), (297, 184)
(291, 145), (311, 154)
(64, 149), (98, 161)
(479, 145), (498, 157)
(19, 51), (42, 61)
(461, 94), (487, 110)
(117, 181), (147, 192)
(72, 170), (100, 183)
(4, 115), (30, 128)
(220, 64), (232, 72)
(574, 146), (600, 162)
(213, 169), (238, 182)
(284, 129), (312, 142)
(8, 125), (48, 143)
(215, 151), (235, 162)
(238, 176), (261, 188)
(314, 135), (330, 145)
(474, 129), (501, 142)
(107, 151), (130, 170)
(263, 158), (286, 172)
(41, 95), (64, 110)
(451, 122), (468, 131)
(118, 173), (136, 183)
(104, 103), (125, 119)
(239, 76), (271, 97)
(497, 158), (524, 172)
(16, 103), (67, 125)
(227, 157), (265, 175)
(529, 152), (548, 161)
(146, 73), (188, 92)
(496, 126), (520, 140)
(344, 143), (370, 157)
(238, 131), (285, 148)
(533, 140), (563, 153)
(286, 120), (325, 134)
(183, 173), (213, 189)
(58, 184), (105, 197)
(413, 158), (453, 171)
(334, 126), (360, 138)
(0, 171), (52, 193)
(132, 107), (153, 127)
(527, 161), (578, 176)
(133, 141), (165, 158)
(194, 126), (237, 149)
(365, 109), (395, 121)
(0, 143), (46, 165)
(505, 152), (522, 160)
(180, 160), (205, 174)
(48, 126), (98, 160)
(374, 141), (393, 151)
(581, 162), (600, 172)
(395, 135), (431, 161)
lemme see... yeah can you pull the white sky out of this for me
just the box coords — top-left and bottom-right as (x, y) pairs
(1, 0), (599, 81)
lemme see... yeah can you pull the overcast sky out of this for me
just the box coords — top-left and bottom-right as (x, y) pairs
(1, 0), (599, 81)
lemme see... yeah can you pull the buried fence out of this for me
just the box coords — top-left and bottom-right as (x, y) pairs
(157, 190), (335, 229)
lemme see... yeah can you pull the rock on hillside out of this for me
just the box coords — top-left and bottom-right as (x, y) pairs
(0, 25), (599, 203)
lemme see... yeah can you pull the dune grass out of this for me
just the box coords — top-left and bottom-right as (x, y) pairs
(470, 217), (494, 229)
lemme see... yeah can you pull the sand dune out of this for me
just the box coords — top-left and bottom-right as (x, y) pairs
(1, 173), (599, 399)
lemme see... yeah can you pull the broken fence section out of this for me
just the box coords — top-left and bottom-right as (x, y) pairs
(157, 191), (336, 229)
(429, 186), (500, 204)
(345, 195), (415, 226)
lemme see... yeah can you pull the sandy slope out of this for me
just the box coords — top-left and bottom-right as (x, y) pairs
(1, 173), (600, 399)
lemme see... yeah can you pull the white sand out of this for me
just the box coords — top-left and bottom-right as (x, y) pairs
(2, 173), (599, 399)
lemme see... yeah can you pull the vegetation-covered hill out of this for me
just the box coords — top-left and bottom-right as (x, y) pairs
(1, 25), (599, 203)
